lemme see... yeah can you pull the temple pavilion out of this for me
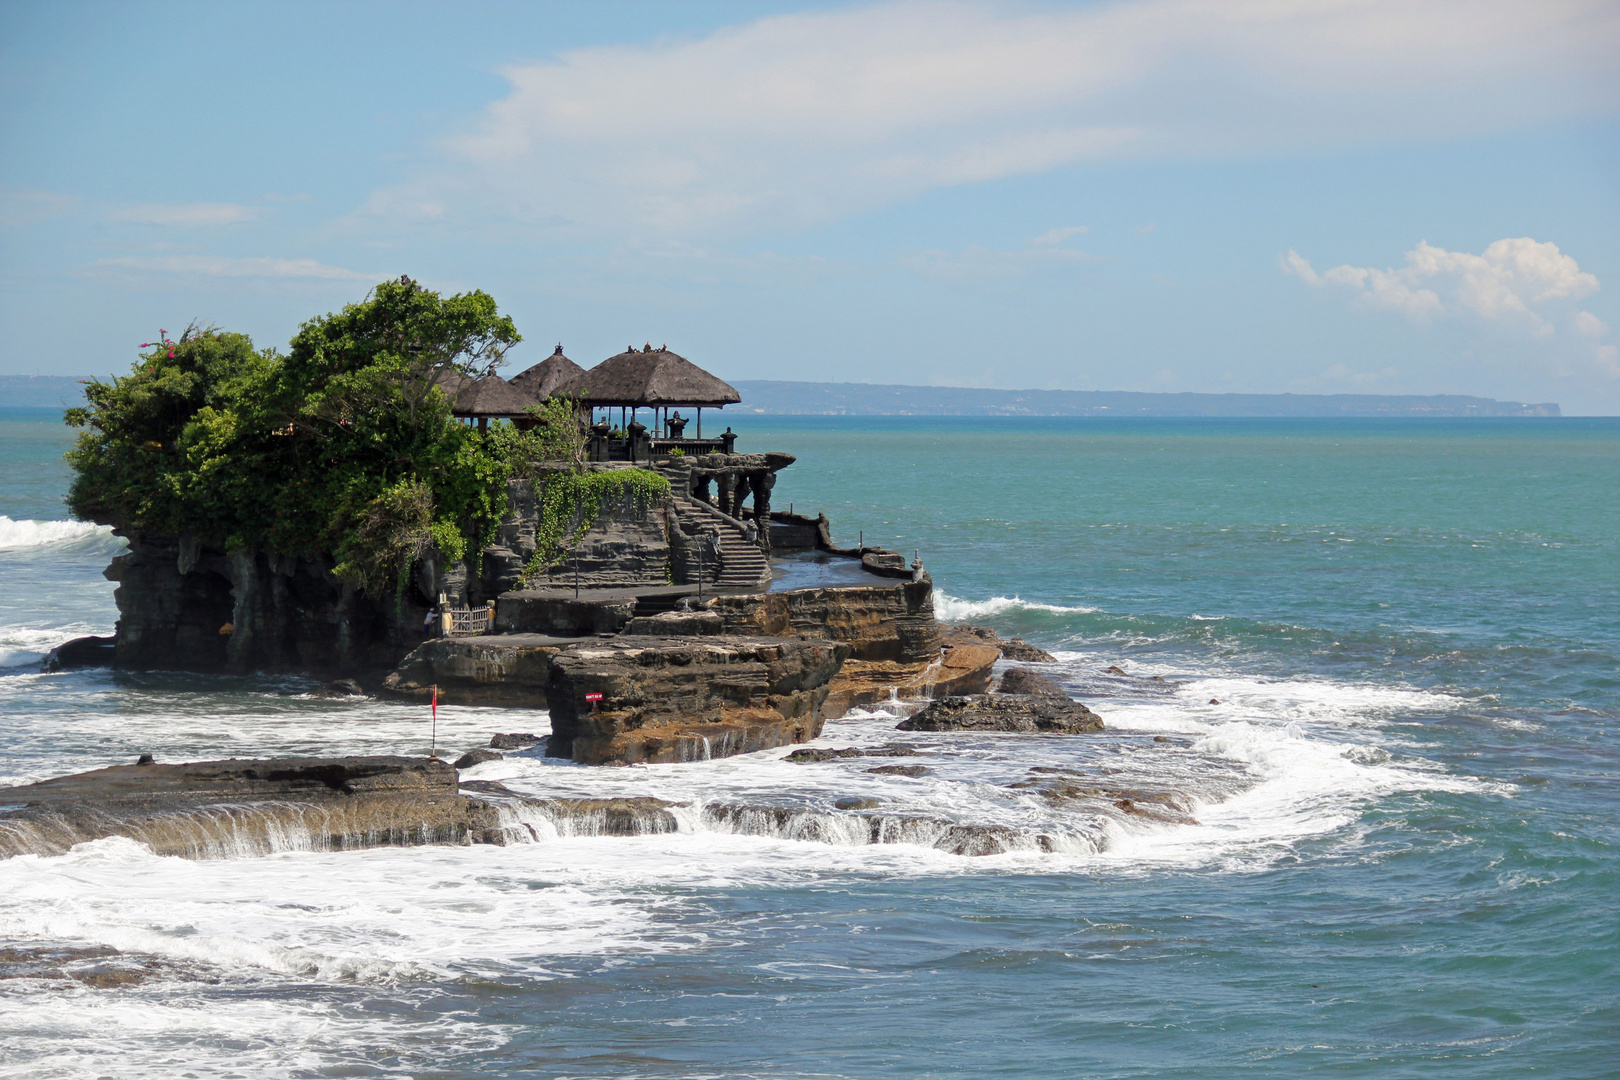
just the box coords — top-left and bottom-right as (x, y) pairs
(446, 343), (743, 460)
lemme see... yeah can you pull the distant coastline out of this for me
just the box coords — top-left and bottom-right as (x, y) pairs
(3, 374), (1560, 418)
(729, 380), (1561, 418)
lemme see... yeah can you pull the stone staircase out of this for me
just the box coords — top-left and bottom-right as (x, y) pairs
(673, 494), (772, 590)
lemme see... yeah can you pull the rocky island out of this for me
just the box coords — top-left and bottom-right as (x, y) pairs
(13, 278), (1116, 861)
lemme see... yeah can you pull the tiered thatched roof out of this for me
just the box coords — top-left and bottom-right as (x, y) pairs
(433, 370), (532, 418)
(508, 346), (586, 405)
(559, 346), (740, 408)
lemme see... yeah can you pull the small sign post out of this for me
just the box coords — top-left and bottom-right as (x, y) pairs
(430, 684), (439, 761)
(585, 691), (604, 715)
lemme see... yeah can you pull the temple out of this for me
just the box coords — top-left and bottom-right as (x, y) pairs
(88, 341), (1015, 768)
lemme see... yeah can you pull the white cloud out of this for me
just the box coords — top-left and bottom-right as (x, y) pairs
(1032, 225), (1090, 247)
(1284, 238), (1598, 333)
(112, 203), (261, 227)
(88, 255), (378, 282)
(368, 0), (1619, 238)
(0, 188), (78, 227)
(1576, 310), (1608, 337)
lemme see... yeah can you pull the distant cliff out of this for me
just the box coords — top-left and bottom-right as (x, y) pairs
(729, 381), (1561, 418)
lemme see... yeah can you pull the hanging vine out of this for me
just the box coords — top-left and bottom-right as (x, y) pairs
(523, 468), (671, 580)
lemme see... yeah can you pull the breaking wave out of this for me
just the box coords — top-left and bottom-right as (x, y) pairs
(932, 590), (1098, 622)
(0, 516), (120, 553)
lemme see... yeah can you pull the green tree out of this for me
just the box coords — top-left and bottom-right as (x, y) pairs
(66, 279), (531, 601)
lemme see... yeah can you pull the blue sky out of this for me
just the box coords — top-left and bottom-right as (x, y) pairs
(2, 0), (1617, 411)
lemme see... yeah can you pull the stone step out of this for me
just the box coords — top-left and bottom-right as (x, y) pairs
(673, 495), (770, 587)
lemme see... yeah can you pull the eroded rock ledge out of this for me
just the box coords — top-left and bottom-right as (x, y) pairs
(547, 636), (851, 764)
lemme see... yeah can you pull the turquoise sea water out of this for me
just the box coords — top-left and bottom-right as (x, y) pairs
(1, 410), (1616, 1078)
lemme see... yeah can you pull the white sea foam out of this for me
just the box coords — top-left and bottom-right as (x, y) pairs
(932, 590), (1097, 622)
(0, 624), (108, 670)
(0, 516), (119, 553)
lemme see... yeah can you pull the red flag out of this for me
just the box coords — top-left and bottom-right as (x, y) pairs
(432, 685), (438, 720)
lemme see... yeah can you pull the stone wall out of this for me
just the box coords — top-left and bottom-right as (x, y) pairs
(493, 471), (673, 595)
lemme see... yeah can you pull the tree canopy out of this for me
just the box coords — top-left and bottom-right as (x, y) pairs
(64, 278), (572, 598)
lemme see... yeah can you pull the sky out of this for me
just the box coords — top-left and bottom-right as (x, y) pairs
(1, 0), (1617, 411)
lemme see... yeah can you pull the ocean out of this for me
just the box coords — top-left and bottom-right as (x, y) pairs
(1, 408), (1615, 1079)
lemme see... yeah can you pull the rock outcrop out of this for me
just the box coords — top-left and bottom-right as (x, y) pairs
(898, 693), (1104, 734)
(104, 533), (424, 674)
(822, 641), (1001, 717)
(940, 624), (1056, 663)
(495, 592), (636, 636)
(705, 577), (939, 663)
(546, 636), (850, 764)
(0, 756), (502, 859)
(996, 667), (1068, 697)
(40, 635), (117, 672)
(383, 634), (568, 706)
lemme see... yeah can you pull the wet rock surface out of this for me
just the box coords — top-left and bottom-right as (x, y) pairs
(784, 744), (918, 763)
(546, 635), (851, 765)
(822, 641), (1000, 717)
(898, 694), (1104, 734)
(0, 756), (506, 859)
(1006, 768), (1200, 826)
(39, 634), (117, 672)
(453, 748), (504, 770)
(996, 667), (1069, 698)
(866, 764), (931, 777)
(940, 624), (1056, 663)
(0, 944), (208, 989)
(489, 732), (543, 750)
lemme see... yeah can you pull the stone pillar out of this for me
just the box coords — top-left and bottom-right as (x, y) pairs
(716, 472), (736, 518)
(692, 475), (712, 504)
(752, 471), (775, 552)
(733, 473), (753, 521)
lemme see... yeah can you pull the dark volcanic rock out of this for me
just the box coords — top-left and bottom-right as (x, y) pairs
(496, 592), (636, 636)
(898, 694), (1103, 734)
(0, 756), (505, 859)
(546, 636), (851, 765)
(866, 764), (931, 777)
(1000, 638), (1056, 663)
(784, 744), (918, 763)
(1007, 770), (1199, 825)
(835, 797), (883, 810)
(103, 533), (425, 675)
(489, 732), (543, 750)
(384, 636), (565, 706)
(309, 678), (366, 698)
(453, 748), (503, 770)
(39, 635), (117, 672)
(995, 667), (1068, 698)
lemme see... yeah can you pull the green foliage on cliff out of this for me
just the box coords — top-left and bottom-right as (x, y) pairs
(524, 468), (671, 581)
(65, 279), (534, 598)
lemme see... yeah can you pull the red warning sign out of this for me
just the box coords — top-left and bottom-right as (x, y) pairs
(585, 692), (604, 702)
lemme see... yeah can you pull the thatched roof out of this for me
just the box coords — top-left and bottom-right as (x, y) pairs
(560, 346), (740, 408)
(436, 371), (532, 418)
(509, 346), (586, 404)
